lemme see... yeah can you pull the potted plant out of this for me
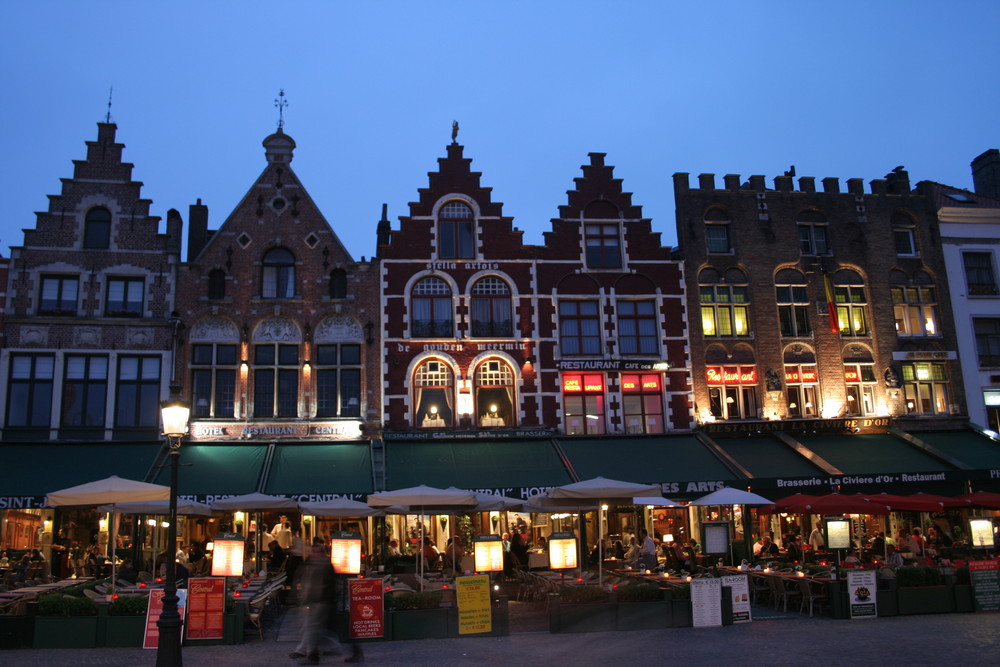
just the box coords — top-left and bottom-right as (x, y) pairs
(669, 583), (692, 627)
(33, 593), (99, 648)
(387, 591), (448, 640)
(104, 595), (149, 647)
(615, 582), (669, 630)
(896, 566), (955, 615)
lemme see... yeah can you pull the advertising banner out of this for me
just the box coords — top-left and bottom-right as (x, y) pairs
(969, 560), (1000, 612)
(143, 589), (188, 649)
(721, 574), (752, 623)
(848, 570), (877, 619)
(456, 574), (492, 635)
(348, 578), (385, 638)
(186, 578), (226, 640)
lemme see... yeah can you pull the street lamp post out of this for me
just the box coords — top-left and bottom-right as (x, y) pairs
(157, 391), (190, 667)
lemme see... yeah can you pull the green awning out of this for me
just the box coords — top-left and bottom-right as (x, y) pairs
(909, 431), (1000, 470)
(713, 437), (825, 479)
(0, 442), (161, 508)
(384, 439), (572, 494)
(793, 434), (954, 475)
(556, 436), (740, 489)
(263, 443), (373, 498)
(153, 444), (268, 502)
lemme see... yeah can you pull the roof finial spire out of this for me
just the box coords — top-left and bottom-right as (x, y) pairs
(274, 89), (288, 131)
(105, 86), (114, 123)
(451, 120), (459, 144)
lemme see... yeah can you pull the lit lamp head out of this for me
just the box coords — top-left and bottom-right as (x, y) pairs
(211, 533), (245, 577)
(548, 532), (578, 571)
(330, 531), (363, 574)
(474, 534), (504, 572)
(429, 405), (438, 416)
(160, 390), (191, 449)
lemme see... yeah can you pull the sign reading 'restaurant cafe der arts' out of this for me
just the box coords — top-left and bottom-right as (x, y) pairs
(188, 420), (363, 440)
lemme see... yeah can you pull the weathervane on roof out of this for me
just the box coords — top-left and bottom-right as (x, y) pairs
(451, 120), (459, 144)
(105, 87), (113, 124)
(275, 89), (288, 130)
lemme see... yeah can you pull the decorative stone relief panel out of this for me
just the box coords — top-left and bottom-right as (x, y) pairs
(314, 314), (363, 342)
(190, 316), (241, 342)
(253, 316), (301, 342)
(21, 326), (50, 346)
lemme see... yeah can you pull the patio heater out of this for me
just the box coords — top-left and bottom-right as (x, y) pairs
(157, 390), (190, 667)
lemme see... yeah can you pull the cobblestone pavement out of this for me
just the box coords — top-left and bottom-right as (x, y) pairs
(2, 611), (998, 667)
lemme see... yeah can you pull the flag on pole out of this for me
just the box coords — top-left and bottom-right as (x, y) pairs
(823, 272), (839, 334)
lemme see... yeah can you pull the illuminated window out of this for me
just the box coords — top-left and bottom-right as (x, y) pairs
(412, 277), (453, 338)
(316, 344), (361, 418)
(261, 248), (296, 298)
(559, 301), (601, 355)
(901, 362), (949, 415)
(470, 277), (512, 337)
(892, 286), (937, 337)
(475, 359), (514, 427)
(617, 301), (658, 355)
(843, 363), (877, 416)
(439, 201), (475, 259)
(621, 373), (663, 434)
(585, 224), (621, 268)
(705, 365), (757, 420)
(700, 285), (750, 337)
(192, 344), (237, 418)
(784, 364), (818, 418)
(414, 360), (454, 428)
(834, 285), (868, 336)
(563, 373), (605, 435)
(253, 344), (298, 418)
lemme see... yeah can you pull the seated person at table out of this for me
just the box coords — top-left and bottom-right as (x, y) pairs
(870, 532), (887, 559)
(885, 544), (905, 569)
(757, 537), (779, 560)
(784, 534), (803, 562)
(421, 537), (440, 569)
(5, 555), (31, 586)
(638, 529), (658, 570)
(267, 540), (287, 573)
(843, 549), (861, 566)
(0, 551), (8, 568)
(173, 558), (190, 587)
(386, 539), (402, 558)
(752, 537), (764, 557)
(86, 545), (106, 576)
(612, 540), (626, 559)
(535, 536), (547, 552)
(926, 526), (952, 550)
(510, 532), (530, 569)
(117, 559), (137, 583)
(624, 537), (641, 567)
(443, 536), (464, 573)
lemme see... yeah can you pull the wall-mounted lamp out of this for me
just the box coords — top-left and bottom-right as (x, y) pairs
(524, 356), (535, 366)
(240, 359), (249, 372)
(303, 359), (311, 371)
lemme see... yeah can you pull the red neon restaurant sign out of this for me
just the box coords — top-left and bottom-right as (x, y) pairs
(706, 366), (756, 385)
(563, 374), (604, 393)
(622, 374), (661, 393)
(784, 368), (817, 384)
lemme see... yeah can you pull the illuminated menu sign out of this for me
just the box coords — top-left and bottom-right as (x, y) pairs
(706, 366), (756, 385)
(563, 374), (604, 393)
(622, 374), (661, 393)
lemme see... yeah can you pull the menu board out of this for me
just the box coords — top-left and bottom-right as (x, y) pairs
(969, 519), (995, 550)
(826, 518), (852, 550)
(848, 570), (877, 619)
(349, 578), (385, 638)
(691, 578), (722, 628)
(456, 574), (492, 635)
(186, 578), (225, 640)
(701, 522), (730, 556)
(969, 560), (1000, 613)
(142, 589), (188, 649)
(721, 574), (752, 623)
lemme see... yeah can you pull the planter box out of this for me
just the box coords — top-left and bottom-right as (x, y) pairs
(670, 599), (692, 628)
(390, 608), (449, 640)
(954, 585), (974, 613)
(33, 616), (98, 648)
(554, 601), (615, 633)
(897, 586), (956, 615)
(876, 578), (898, 617)
(104, 615), (146, 647)
(0, 615), (32, 649)
(616, 600), (671, 631)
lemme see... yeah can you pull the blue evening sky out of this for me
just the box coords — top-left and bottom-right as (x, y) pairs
(4, 1), (998, 261)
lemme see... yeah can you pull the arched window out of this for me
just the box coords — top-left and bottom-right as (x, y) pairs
(84, 207), (112, 249)
(700, 267), (750, 337)
(330, 269), (348, 299)
(207, 269), (226, 300)
(439, 201), (474, 259)
(470, 277), (512, 337)
(411, 277), (453, 337)
(843, 346), (877, 416)
(705, 345), (757, 420)
(891, 271), (938, 337)
(833, 270), (868, 336)
(475, 359), (515, 427)
(261, 247), (295, 298)
(783, 346), (818, 418)
(414, 359), (454, 428)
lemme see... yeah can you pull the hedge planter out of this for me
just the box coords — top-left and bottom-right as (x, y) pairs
(104, 614), (146, 647)
(549, 598), (615, 633)
(390, 608), (449, 640)
(616, 600), (671, 630)
(670, 599), (692, 627)
(0, 615), (32, 649)
(954, 585), (974, 613)
(33, 616), (98, 648)
(897, 586), (956, 615)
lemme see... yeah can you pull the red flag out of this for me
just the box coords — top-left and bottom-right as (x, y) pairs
(823, 273), (839, 334)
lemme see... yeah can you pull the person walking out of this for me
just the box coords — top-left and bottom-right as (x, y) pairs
(294, 543), (336, 665)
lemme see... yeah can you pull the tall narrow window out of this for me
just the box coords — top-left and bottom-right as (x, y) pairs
(83, 207), (111, 249)
(559, 300), (601, 355)
(705, 207), (731, 254)
(964, 252), (998, 295)
(617, 301), (658, 354)
(563, 373), (606, 435)
(115, 357), (160, 428)
(776, 270), (810, 337)
(330, 269), (348, 299)
(797, 210), (830, 256)
(844, 363), (877, 416)
(892, 286), (938, 336)
(253, 344), (299, 418)
(834, 286), (868, 336)
(475, 359), (515, 427)
(61, 356), (107, 427)
(6, 355), (54, 427)
(470, 277), (513, 337)
(106, 277), (144, 317)
(261, 248), (296, 298)
(39, 276), (79, 316)
(411, 277), (453, 337)
(621, 373), (664, 434)
(584, 224), (621, 268)
(316, 344), (361, 418)
(438, 201), (474, 259)
(414, 360), (454, 428)
(784, 364), (819, 418)
(974, 318), (1000, 368)
(902, 362), (950, 415)
(191, 344), (237, 418)
(207, 269), (226, 300)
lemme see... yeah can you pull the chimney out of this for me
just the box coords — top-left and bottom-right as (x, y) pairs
(972, 149), (1000, 199)
(166, 209), (183, 256)
(188, 199), (209, 260)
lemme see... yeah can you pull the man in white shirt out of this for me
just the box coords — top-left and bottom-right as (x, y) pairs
(270, 515), (293, 549)
(809, 522), (825, 553)
(638, 529), (658, 570)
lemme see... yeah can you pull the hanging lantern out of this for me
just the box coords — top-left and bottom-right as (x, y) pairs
(474, 534), (504, 572)
(211, 533), (245, 577)
(330, 530), (363, 574)
(548, 532), (578, 570)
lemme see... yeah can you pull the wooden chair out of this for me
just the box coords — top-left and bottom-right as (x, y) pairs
(776, 577), (802, 613)
(798, 579), (828, 617)
(749, 573), (771, 606)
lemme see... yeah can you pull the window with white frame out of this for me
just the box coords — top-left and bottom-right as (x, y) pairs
(474, 359), (515, 427)
(776, 269), (810, 337)
(438, 201), (475, 259)
(414, 359), (454, 428)
(470, 277), (513, 337)
(39, 275), (79, 316)
(892, 286), (938, 337)
(964, 252), (998, 296)
(411, 277), (453, 338)
(616, 301), (658, 354)
(261, 248), (296, 298)
(621, 373), (664, 434)
(562, 373), (606, 435)
(315, 344), (361, 418)
(705, 207), (731, 254)
(584, 223), (622, 268)
(974, 318), (1000, 368)
(559, 300), (601, 355)
(834, 272), (869, 336)
(797, 210), (830, 256)
(902, 362), (949, 415)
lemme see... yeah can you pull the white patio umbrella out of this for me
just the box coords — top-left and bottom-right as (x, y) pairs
(45, 476), (171, 591)
(298, 497), (384, 517)
(538, 477), (663, 581)
(689, 487), (774, 565)
(212, 493), (299, 571)
(99, 499), (214, 517)
(631, 496), (685, 508)
(367, 486), (478, 587)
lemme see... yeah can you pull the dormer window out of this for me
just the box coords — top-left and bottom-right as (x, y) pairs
(262, 247), (295, 298)
(84, 207), (111, 249)
(438, 201), (474, 259)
